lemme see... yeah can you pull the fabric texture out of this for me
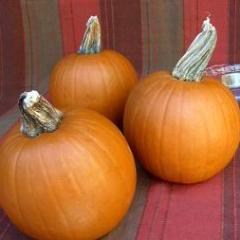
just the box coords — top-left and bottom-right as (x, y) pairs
(0, 0), (240, 239)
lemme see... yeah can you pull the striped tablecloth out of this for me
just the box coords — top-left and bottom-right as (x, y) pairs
(1, 1), (240, 239)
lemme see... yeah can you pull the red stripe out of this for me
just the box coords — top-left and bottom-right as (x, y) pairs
(136, 181), (163, 239)
(229, 0), (240, 63)
(138, 175), (223, 240)
(58, 0), (100, 55)
(183, 0), (229, 64)
(100, 0), (142, 74)
(164, 175), (223, 240)
(0, 1), (25, 115)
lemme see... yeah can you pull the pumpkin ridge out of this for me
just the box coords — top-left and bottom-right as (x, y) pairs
(13, 142), (33, 234)
(216, 84), (240, 136)
(104, 53), (131, 121)
(37, 149), (75, 240)
(96, 56), (112, 117)
(195, 84), (211, 181)
(27, 154), (53, 239)
(81, 125), (134, 183)
(124, 78), (163, 149)
(53, 56), (75, 106)
(64, 56), (79, 106)
(156, 80), (180, 180)
(67, 113), (136, 192)
(176, 83), (185, 182)
(72, 56), (81, 104)
(179, 84), (214, 182)
(69, 136), (108, 185)
(206, 87), (233, 177)
(106, 51), (137, 88)
(55, 138), (101, 237)
(63, 56), (79, 105)
(103, 52), (127, 93)
(208, 84), (232, 180)
(216, 84), (240, 137)
(147, 80), (174, 177)
(70, 122), (136, 204)
(210, 85), (239, 160)
(137, 79), (171, 174)
(70, 118), (121, 142)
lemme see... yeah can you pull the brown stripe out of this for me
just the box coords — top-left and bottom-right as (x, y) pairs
(101, 164), (151, 240)
(140, 0), (150, 76)
(235, 147), (240, 239)
(229, 0), (240, 63)
(100, 0), (114, 49)
(141, 0), (184, 75)
(100, 0), (142, 74)
(0, 107), (19, 138)
(223, 161), (235, 240)
(20, 0), (63, 93)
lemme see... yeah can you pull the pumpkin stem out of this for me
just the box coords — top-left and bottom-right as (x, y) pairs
(78, 16), (101, 54)
(18, 91), (63, 138)
(172, 17), (217, 82)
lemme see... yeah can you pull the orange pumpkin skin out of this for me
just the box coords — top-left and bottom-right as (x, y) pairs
(123, 71), (240, 183)
(0, 109), (136, 240)
(49, 50), (138, 125)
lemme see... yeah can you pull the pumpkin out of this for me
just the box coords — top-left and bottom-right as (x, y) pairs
(49, 16), (138, 125)
(123, 18), (240, 184)
(0, 91), (136, 240)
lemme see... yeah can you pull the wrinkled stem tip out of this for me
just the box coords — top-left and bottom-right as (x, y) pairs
(172, 16), (217, 82)
(78, 15), (101, 54)
(19, 90), (63, 138)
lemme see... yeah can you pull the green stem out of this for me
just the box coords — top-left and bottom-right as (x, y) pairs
(78, 16), (101, 54)
(19, 91), (63, 138)
(172, 17), (217, 82)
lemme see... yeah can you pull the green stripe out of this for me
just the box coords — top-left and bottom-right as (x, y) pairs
(0, 107), (19, 137)
(20, 0), (63, 93)
(140, 0), (150, 76)
(141, 0), (184, 74)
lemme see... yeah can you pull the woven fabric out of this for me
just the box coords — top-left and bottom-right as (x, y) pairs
(0, 0), (240, 239)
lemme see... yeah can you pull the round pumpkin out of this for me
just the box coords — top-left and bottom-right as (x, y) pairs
(49, 16), (138, 125)
(0, 91), (136, 240)
(123, 18), (240, 183)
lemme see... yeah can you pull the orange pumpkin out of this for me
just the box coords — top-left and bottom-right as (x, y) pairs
(123, 18), (240, 183)
(49, 16), (138, 125)
(0, 91), (136, 240)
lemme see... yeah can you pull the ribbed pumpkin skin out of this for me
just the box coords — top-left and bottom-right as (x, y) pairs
(49, 50), (138, 124)
(0, 109), (136, 240)
(123, 71), (240, 183)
